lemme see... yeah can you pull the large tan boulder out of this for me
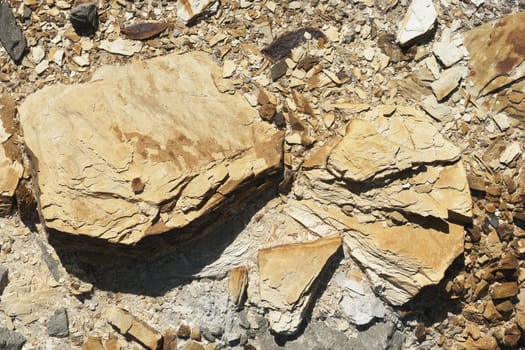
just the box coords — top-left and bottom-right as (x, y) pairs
(19, 52), (283, 244)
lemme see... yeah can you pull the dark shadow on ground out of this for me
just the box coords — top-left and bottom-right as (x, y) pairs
(47, 184), (278, 297)
(398, 254), (464, 327)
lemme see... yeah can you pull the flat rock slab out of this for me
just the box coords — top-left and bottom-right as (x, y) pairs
(19, 52), (283, 245)
(463, 11), (525, 98)
(258, 234), (341, 335)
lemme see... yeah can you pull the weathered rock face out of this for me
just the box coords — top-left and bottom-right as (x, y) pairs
(19, 52), (283, 245)
(258, 235), (341, 335)
(463, 11), (525, 122)
(291, 106), (471, 305)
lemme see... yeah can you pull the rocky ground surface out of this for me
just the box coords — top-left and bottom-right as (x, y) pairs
(0, 0), (525, 349)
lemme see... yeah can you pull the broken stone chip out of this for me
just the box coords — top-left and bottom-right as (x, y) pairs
(0, 3), (28, 63)
(18, 52), (284, 245)
(261, 27), (326, 61)
(70, 1), (98, 36)
(176, 0), (219, 26)
(105, 307), (163, 350)
(227, 266), (248, 309)
(121, 22), (169, 40)
(396, 0), (437, 45)
(258, 235), (341, 335)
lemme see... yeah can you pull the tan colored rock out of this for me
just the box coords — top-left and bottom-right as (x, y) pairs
(258, 235), (341, 334)
(490, 282), (519, 299)
(463, 12), (525, 98)
(227, 266), (248, 309)
(327, 114), (460, 182)
(288, 200), (464, 305)
(19, 52), (283, 244)
(82, 337), (104, 350)
(396, 0), (437, 45)
(462, 336), (498, 350)
(105, 306), (163, 350)
(301, 110), (472, 222)
(430, 66), (466, 101)
(484, 299), (503, 322)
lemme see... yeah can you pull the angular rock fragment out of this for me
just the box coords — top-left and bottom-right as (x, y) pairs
(121, 22), (169, 40)
(0, 327), (26, 350)
(0, 266), (7, 295)
(463, 12), (525, 98)
(396, 0), (437, 45)
(176, 0), (219, 26)
(0, 96), (23, 216)
(19, 52), (283, 245)
(0, 3), (27, 63)
(99, 37), (142, 56)
(431, 66), (466, 101)
(258, 235), (341, 334)
(261, 28), (326, 61)
(432, 41), (463, 68)
(82, 336), (104, 350)
(288, 200), (464, 305)
(47, 308), (69, 338)
(335, 271), (386, 325)
(301, 108), (472, 221)
(70, 1), (98, 36)
(227, 266), (248, 309)
(105, 306), (163, 350)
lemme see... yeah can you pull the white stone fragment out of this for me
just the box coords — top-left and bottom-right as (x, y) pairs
(433, 41), (464, 67)
(397, 0), (437, 45)
(493, 113), (510, 131)
(35, 60), (49, 75)
(99, 38), (142, 56)
(222, 59), (236, 78)
(53, 49), (65, 66)
(500, 143), (521, 165)
(363, 47), (375, 61)
(31, 46), (45, 64)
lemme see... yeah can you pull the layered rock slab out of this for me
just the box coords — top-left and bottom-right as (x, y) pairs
(19, 52), (283, 244)
(258, 235), (341, 334)
(292, 106), (471, 305)
(463, 11), (525, 122)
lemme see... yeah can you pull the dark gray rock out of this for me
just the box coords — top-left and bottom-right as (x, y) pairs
(258, 320), (403, 350)
(47, 308), (69, 338)
(0, 266), (8, 295)
(70, 2), (98, 36)
(0, 327), (26, 350)
(271, 60), (288, 81)
(0, 3), (27, 63)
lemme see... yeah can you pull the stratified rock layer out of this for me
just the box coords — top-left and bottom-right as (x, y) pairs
(19, 52), (283, 244)
(292, 106), (472, 305)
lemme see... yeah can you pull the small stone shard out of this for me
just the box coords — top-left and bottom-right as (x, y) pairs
(261, 28), (326, 61)
(47, 308), (69, 338)
(105, 306), (163, 350)
(121, 22), (169, 40)
(0, 266), (7, 296)
(396, 0), (437, 45)
(70, 1), (98, 36)
(227, 266), (248, 309)
(432, 41), (464, 68)
(99, 37), (143, 56)
(82, 336), (104, 350)
(0, 328), (26, 350)
(258, 235), (341, 335)
(490, 282), (519, 299)
(431, 66), (466, 101)
(176, 0), (219, 26)
(0, 3), (27, 63)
